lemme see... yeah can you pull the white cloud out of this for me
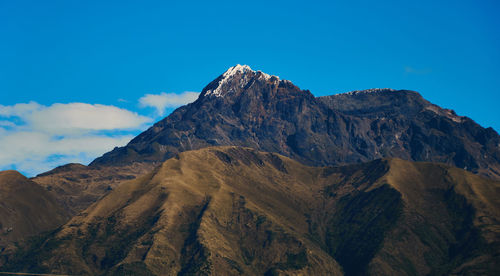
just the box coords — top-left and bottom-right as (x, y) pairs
(0, 101), (42, 117)
(1, 102), (151, 135)
(139, 91), (199, 116)
(0, 131), (134, 176)
(0, 121), (17, 128)
(0, 101), (153, 176)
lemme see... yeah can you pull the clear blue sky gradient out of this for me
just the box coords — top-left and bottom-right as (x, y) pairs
(1, 0), (499, 130)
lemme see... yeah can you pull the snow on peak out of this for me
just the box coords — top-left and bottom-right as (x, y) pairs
(223, 64), (253, 78)
(205, 64), (280, 97)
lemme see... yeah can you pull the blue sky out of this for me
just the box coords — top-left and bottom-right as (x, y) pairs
(1, 0), (499, 175)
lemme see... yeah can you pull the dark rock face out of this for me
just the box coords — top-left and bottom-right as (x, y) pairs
(91, 65), (500, 179)
(318, 89), (500, 179)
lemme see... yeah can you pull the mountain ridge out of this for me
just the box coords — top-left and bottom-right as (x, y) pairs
(90, 65), (500, 180)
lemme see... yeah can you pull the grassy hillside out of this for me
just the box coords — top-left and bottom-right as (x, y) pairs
(0, 170), (70, 266)
(4, 147), (499, 275)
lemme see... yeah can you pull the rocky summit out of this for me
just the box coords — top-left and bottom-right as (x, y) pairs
(92, 65), (500, 180)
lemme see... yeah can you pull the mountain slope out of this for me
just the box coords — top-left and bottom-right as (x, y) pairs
(7, 147), (500, 275)
(0, 170), (70, 265)
(7, 147), (344, 275)
(32, 162), (154, 215)
(91, 65), (500, 180)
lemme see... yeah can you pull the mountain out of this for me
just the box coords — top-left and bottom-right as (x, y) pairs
(90, 65), (500, 180)
(0, 170), (70, 265)
(4, 65), (498, 274)
(6, 147), (500, 275)
(29, 64), (499, 215)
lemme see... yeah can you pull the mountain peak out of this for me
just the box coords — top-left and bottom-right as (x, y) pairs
(223, 64), (275, 80)
(224, 64), (253, 76)
(203, 64), (280, 97)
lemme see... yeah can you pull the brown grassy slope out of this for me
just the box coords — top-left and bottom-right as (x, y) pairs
(6, 147), (500, 275)
(31, 162), (156, 215)
(0, 170), (70, 263)
(368, 159), (500, 275)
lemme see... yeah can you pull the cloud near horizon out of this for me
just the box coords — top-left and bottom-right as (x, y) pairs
(0, 102), (152, 176)
(139, 91), (199, 116)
